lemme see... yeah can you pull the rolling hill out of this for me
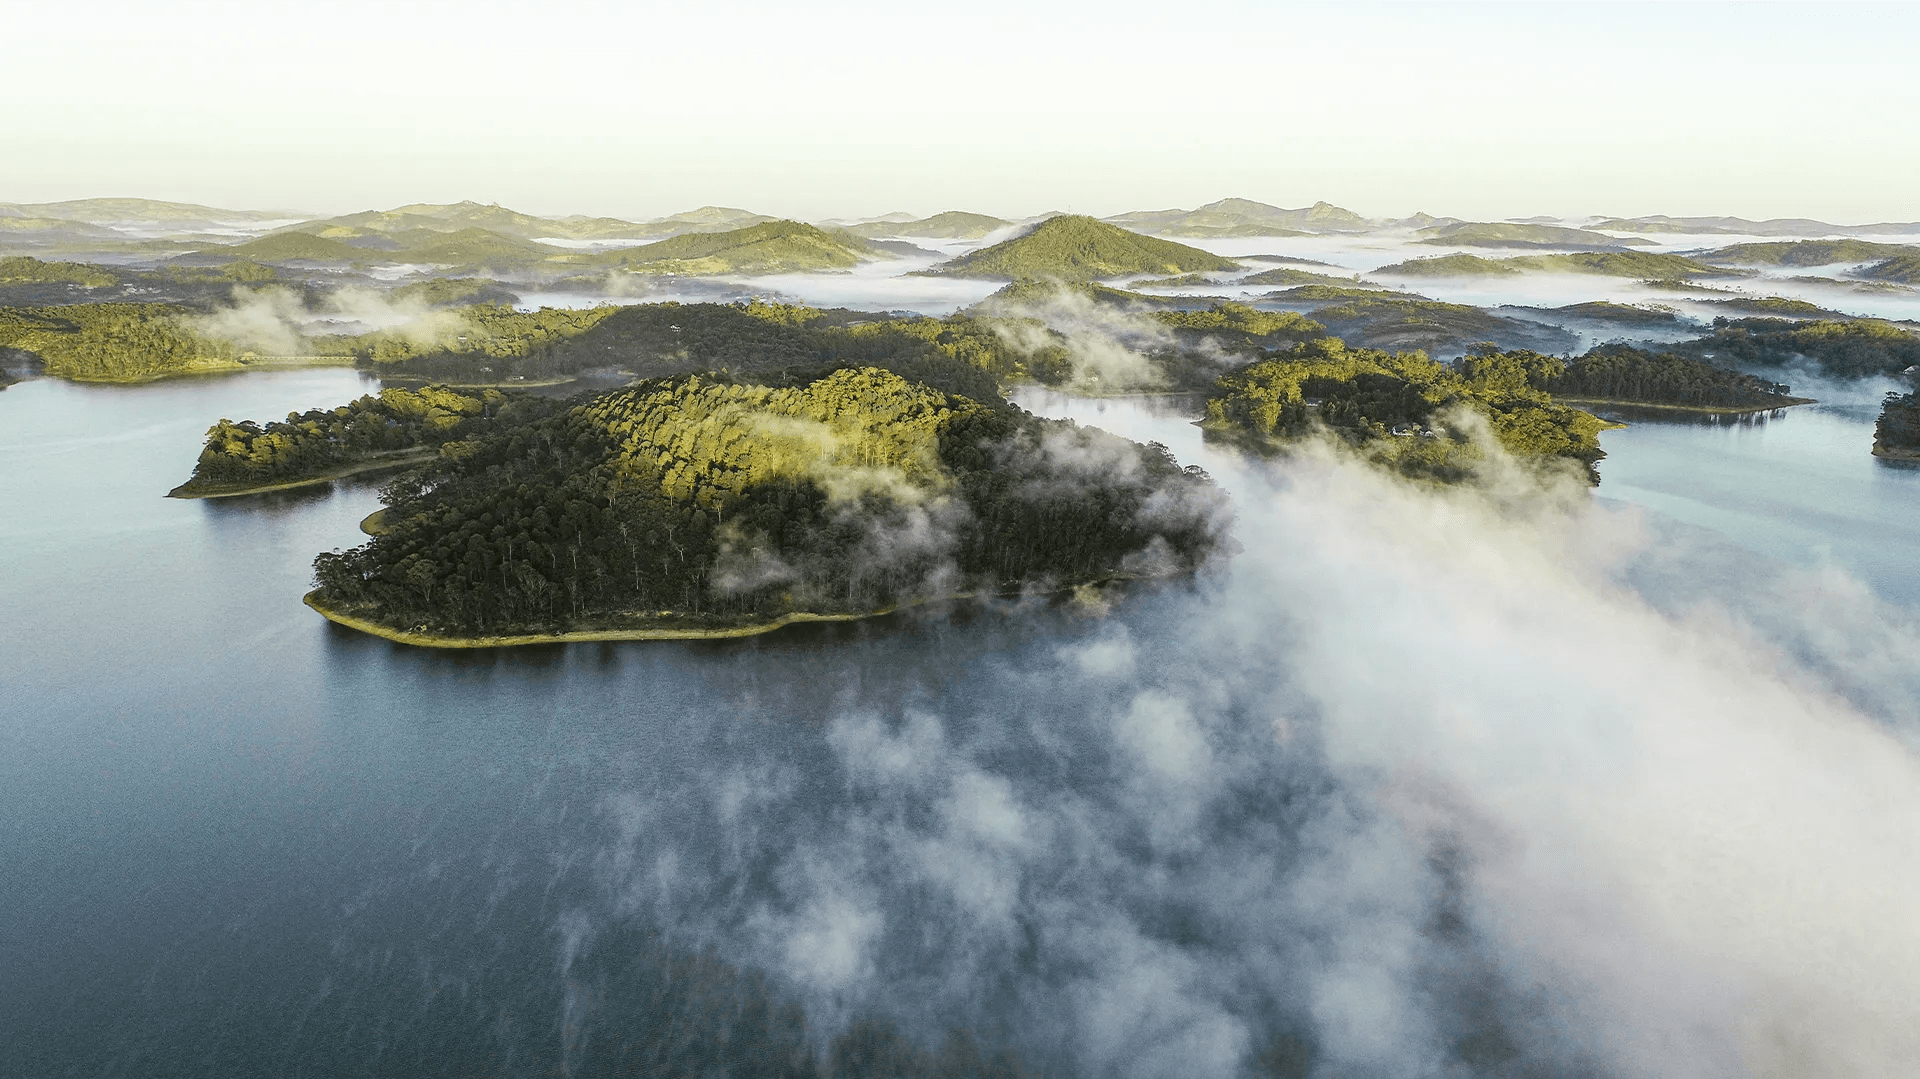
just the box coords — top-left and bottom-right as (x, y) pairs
(1107, 198), (1369, 237)
(1415, 222), (1654, 249)
(927, 215), (1237, 281)
(841, 211), (1010, 239)
(587, 220), (874, 275)
(1697, 239), (1919, 267)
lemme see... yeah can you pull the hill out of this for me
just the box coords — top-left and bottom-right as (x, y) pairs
(926, 216), (1236, 281)
(302, 366), (1227, 641)
(1860, 254), (1920, 284)
(389, 228), (567, 265)
(583, 220), (873, 275)
(1259, 289), (1574, 357)
(840, 211), (1010, 239)
(1676, 317), (1920, 378)
(1376, 250), (1729, 279)
(1697, 239), (1918, 267)
(1414, 222), (1654, 249)
(202, 232), (369, 262)
(1593, 215), (1920, 237)
(642, 206), (779, 234)
(0, 198), (293, 224)
(1202, 340), (1609, 482)
(1108, 198), (1368, 237)
(1541, 344), (1809, 411)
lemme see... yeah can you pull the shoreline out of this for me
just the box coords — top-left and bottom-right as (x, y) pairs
(304, 578), (1140, 648)
(306, 591), (961, 647)
(1872, 445), (1920, 461)
(1557, 395), (1815, 416)
(378, 375), (579, 389)
(167, 449), (439, 499)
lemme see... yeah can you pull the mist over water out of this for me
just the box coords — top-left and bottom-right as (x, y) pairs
(5, 369), (1919, 1078)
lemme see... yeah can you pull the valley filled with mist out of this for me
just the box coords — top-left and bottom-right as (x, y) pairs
(4, 193), (1920, 1079)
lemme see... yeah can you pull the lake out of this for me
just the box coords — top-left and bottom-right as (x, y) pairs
(4, 370), (1917, 1077)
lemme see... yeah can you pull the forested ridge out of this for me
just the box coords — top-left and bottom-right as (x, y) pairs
(1675, 317), (1920, 378)
(0, 303), (243, 381)
(170, 385), (560, 496)
(1204, 339), (1610, 482)
(309, 367), (1226, 638)
(1540, 344), (1809, 409)
(928, 215), (1238, 281)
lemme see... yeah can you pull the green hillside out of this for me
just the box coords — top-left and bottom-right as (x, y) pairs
(1377, 251), (1726, 278)
(1374, 254), (1525, 276)
(1699, 239), (1917, 266)
(1546, 302), (1684, 327)
(1203, 339), (1609, 482)
(1415, 222), (1653, 249)
(1860, 254), (1920, 284)
(392, 228), (566, 265)
(305, 366), (1226, 640)
(927, 215), (1237, 281)
(842, 211), (1010, 239)
(643, 206), (779, 233)
(585, 220), (873, 275)
(205, 232), (368, 262)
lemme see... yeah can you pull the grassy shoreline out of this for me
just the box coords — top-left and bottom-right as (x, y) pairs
(167, 449), (439, 499)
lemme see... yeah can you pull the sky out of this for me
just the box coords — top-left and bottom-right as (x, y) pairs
(3, 0), (1916, 223)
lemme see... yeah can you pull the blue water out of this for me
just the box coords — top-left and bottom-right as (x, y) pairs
(4, 370), (1917, 1076)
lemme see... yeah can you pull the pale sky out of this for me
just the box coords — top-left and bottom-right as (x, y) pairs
(4, 0), (1916, 223)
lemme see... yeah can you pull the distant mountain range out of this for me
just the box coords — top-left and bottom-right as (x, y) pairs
(1105, 198), (1370, 238)
(1592, 215), (1920, 237)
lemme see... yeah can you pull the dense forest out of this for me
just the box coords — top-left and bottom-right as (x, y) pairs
(1874, 391), (1920, 459)
(309, 366), (1225, 638)
(576, 221), (876, 275)
(170, 385), (559, 496)
(1538, 344), (1810, 410)
(1678, 317), (1920, 378)
(362, 300), (1040, 397)
(1280, 293), (1576, 357)
(928, 216), (1237, 281)
(1203, 339), (1609, 482)
(0, 303), (245, 381)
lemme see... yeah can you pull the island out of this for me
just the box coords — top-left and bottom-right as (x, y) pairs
(1538, 344), (1813, 413)
(1874, 391), (1920, 460)
(1202, 339), (1611, 483)
(167, 385), (558, 498)
(303, 365), (1227, 645)
(1676, 317), (1920, 378)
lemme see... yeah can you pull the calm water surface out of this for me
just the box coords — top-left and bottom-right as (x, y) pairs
(3, 370), (1917, 1076)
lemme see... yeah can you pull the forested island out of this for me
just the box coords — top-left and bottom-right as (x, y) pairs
(1539, 344), (1812, 412)
(1675, 317), (1920, 378)
(168, 385), (559, 497)
(1874, 391), (1920, 460)
(1202, 340), (1612, 482)
(304, 366), (1226, 644)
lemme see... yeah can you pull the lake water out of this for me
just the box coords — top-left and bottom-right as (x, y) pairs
(4, 369), (1918, 1077)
